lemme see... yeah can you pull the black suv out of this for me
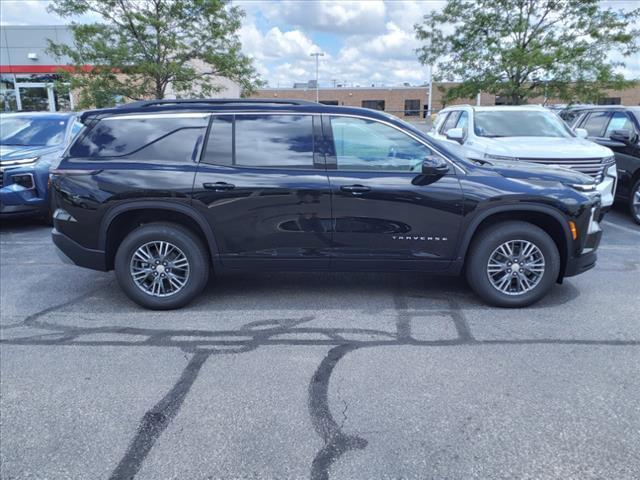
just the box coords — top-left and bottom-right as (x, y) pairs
(568, 106), (640, 224)
(51, 99), (602, 309)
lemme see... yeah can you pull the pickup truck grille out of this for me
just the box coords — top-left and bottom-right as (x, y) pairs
(518, 157), (608, 183)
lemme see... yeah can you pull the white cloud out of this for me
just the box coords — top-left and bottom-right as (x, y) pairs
(0, 0), (100, 25)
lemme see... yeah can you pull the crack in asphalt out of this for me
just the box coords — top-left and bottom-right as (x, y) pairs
(1, 278), (639, 480)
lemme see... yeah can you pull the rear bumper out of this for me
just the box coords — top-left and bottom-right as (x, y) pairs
(52, 228), (108, 271)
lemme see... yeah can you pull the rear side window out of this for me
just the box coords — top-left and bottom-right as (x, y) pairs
(202, 114), (315, 168)
(581, 112), (611, 137)
(70, 115), (208, 162)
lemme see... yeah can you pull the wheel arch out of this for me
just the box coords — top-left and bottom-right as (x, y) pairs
(456, 205), (572, 280)
(99, 201), (220, 271)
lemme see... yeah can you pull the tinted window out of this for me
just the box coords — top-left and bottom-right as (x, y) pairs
(440, 111), (460, 134)
(330, 116), (430, 171)
(362, 100), (385, 111)
(581, 112), (611, 137)
(236, 115), (314, 168)
(202, 115), (233, 165)
(604, 112), (634, 137)
(202, 114), (314, 168)
(70, 115), (208, 161)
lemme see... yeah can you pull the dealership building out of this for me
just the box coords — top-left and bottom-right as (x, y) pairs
(0, 25), (240, 112)
(2, 25), (639, 115)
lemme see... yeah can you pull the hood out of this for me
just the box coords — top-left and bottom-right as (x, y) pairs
(486, 136), (612, 159)
(0, 144), (62, 163)
(484, 159), (596, 186)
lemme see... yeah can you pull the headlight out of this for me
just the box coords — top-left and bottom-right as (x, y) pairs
(484, 153), (519, 161)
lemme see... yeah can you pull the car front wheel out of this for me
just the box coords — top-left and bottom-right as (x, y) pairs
(114, 223), (209, 310)
(466, 221), (560, 307)
(630, 179), (640, 225)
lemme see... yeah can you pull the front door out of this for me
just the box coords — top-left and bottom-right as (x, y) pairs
(192, 113), (332, 270)
(324, 115), (464, 271)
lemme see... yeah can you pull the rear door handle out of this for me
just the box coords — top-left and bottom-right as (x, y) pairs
(340, 184), (371, 194)
(203, 182), (235, 191)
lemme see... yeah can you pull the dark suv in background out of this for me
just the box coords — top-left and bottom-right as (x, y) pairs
(568, 106), (640, 223)
(51, 99), (602, 309)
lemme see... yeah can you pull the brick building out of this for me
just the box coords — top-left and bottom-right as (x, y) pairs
(251, 83), (640, 119)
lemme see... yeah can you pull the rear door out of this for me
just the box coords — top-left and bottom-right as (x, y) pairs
(192, 113), (332, 270)
(324, 115), (464, 271)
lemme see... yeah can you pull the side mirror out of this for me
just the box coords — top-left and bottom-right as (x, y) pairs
(445, 127), (464, 143)
(422, 155), (449, 176)
(609, 129), (633, 143)
(574, 128), (588, 139)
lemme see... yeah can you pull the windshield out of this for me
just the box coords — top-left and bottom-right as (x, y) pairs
(0, 117), (69, 146)
(474, 110), (572, 138)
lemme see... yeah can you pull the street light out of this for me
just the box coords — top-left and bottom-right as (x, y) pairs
(310, 52), (324, 102)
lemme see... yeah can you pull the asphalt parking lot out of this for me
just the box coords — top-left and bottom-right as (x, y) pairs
(1, 206), (639, 480)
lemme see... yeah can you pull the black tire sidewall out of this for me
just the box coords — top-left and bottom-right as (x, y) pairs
(630, 180), (640, 225)
(114, 223), (209, 310)
(466, 222), (560, 308)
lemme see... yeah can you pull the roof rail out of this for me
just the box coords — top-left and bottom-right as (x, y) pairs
(116, 98), (318, 108)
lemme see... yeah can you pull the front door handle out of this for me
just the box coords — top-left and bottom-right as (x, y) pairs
(340, 184), (371, 194)
(203, 182), (235, 191)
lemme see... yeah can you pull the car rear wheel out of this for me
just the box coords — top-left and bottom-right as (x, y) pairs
(115, 223), (209, 310)
(465, 221), (560, 307)
(630, 179), (640, 225)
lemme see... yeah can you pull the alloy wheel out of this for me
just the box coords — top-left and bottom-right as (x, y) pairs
(633, 185), (640, 223)
(129, 241), (190, 297)
(486, 239), (545, 295)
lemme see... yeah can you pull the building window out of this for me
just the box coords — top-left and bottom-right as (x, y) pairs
(597, 97), (621, 105)
(0, 74), (18, 112)
(320, 100), (339, 106)
(404, 99), (420, 116)
(362, 100), (385, 111)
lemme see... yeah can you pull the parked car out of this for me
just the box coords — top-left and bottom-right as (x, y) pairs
(428, 105), (617, 217)
(50, 99), (602, 310)
(1, 112), (82, 221)
(567, 106), (640, 224)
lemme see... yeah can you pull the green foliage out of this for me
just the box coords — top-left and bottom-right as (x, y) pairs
(415, 0), (640, 105)
(47, 0), (263, 108)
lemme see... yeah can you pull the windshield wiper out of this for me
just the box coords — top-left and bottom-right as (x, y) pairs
(0, 143), (30, 146)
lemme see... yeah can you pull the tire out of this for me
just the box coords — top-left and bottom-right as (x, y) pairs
(114, 223), (209, 310)
(465, 221), (560, 308)
(629, 179), (640, 225)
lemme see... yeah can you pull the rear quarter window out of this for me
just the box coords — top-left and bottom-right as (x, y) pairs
(69, 114), (208, 162)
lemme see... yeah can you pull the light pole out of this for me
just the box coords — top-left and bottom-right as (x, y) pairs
(310, 52), (324, 102)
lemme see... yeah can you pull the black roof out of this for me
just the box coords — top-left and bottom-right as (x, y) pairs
(79, 98), (398, 124)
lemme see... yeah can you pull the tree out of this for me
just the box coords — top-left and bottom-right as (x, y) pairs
(48, 0), (263, 108)
(415, 0), (640, 105)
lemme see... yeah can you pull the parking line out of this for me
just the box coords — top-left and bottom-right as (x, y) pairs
(603, 221), (640, 236)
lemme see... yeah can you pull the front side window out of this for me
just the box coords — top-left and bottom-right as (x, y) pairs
(474, 110), (571, 138)
(202, 114), (315, 168)
(581, 112), (611, 137)
(69, 115), (208, 161)
(0, 116), (68, 146)
(604, 112), (634, 137)
(440, 111), (461, 134)
(455, 111), (469, 131)
(330, 116), (430, 171)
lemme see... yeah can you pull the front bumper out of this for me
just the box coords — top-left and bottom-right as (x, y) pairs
(564, 206), (602, 278)
(595, 163), (617, 208)
(52, 228), (108, 271)
(0, 163), (50, 218)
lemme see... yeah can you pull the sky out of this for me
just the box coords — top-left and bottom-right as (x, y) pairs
(1, 0), (639, 88)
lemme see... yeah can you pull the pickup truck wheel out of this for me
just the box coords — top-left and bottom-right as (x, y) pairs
(630, 179), (640, 225)
(114, 223), (209, 310)
(466, 221), (560, 308)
